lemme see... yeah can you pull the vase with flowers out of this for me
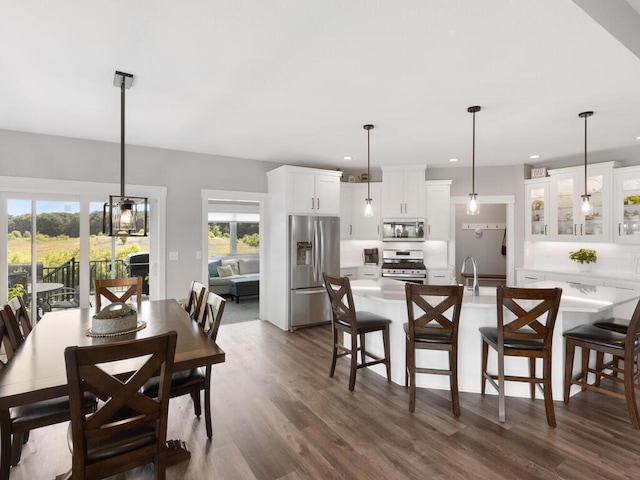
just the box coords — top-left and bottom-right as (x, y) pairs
(569, 248), (597, 273)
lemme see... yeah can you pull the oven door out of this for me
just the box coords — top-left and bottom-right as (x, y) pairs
(381, 274), (425, 285)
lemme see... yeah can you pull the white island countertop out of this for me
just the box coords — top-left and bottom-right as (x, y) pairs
(350, 278), (640, 313)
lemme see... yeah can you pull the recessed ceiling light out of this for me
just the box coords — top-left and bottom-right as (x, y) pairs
(529, 154), (541, 159)
(449, 158), (458, 162)
(343, 156), (352, 161)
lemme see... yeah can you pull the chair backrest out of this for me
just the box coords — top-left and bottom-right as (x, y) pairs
(0, 304), (26, 354)
(323, 273), (357, 329)
(183, 281), (208, 322)
(94, 277), (143, 312)
(0, 306), (18, 367)
(405, 283), (464, 339)
(64, 331), (177, 479)
(201, 291), (226, 341)
(624, 297), (640, 353)
(7, 295), (32, 337)
(497, 286), (562, 348)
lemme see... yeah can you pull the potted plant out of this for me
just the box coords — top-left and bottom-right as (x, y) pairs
(569, 248), (597, 272)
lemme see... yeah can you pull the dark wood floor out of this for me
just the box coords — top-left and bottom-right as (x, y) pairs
(9, 320), (640, 479)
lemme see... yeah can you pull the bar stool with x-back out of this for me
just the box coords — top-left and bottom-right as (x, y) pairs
(323, 273), (391, 391)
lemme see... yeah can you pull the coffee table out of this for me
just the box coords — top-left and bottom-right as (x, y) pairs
(228, 276), (259, 304)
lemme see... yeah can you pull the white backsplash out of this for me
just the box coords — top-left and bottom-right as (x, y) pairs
(523, 240), (640, 277)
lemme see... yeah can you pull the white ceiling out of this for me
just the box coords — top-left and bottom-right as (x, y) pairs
(1, 0), (640, 171)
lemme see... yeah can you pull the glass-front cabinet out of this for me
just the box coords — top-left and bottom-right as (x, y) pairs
(614, 166), (640, 243)
(548, 162), (616, 243)
(524, 179), (549, 240)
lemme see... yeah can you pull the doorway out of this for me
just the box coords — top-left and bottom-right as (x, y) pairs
(449, 195), (515, 286)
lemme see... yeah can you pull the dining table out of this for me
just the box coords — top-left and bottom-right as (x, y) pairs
(0, 298), (226, 480)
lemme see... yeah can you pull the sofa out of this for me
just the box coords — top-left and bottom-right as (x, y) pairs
(208, 257), (260, 296)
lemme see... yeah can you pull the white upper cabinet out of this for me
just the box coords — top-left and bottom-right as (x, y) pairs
(548, 162), (617, 242)
(614, 165), (640, 244)
(271, 166), (341, 216)
(425, 180), (451, 240)
(381, 165), (426, 218)
(340, 182), (381, 240)
(524, 178), (550, 240)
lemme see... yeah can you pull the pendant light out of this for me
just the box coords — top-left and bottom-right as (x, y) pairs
(103, 71), (148, 237)
(467, 106), (481, 215)
(579, 111), (594, 216)
(363, 124), (374, 217)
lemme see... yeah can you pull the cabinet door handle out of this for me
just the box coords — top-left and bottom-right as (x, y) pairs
(567, 281), (582, 286)
(400, 203), (403, 214)
(317, 198), (320, 210)
(404, 203), (408, 214)
(311, 198), (315, 210)
(580, 224), (583, 235)
(350, 225), (352, 235)
(377, 224), (380, 235)
(544, 224), (547, 236)
(428, 225), (431, 235)
(524, 276), (538, 280)
(574, 224), (577, 235)
(619, 223), (622, 236)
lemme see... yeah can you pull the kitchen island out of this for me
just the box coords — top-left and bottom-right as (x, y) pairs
(349, 278), (640, 401)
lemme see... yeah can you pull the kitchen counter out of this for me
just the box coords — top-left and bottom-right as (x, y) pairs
(349, 278), (640, 401)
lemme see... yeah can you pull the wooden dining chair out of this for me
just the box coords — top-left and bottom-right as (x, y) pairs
(480, 286), (562, 427)
(62, 331), (177, 480)
(405, 283), (464, 415)
(181, 280), (207, 322)
(94, 277), (143, 312)
(563, 298), (640, 428)
(7, 296), (32, 338)
(143, 293), (225, 438)
(323, 273), (392, 392)
(0, 305), (97, 469)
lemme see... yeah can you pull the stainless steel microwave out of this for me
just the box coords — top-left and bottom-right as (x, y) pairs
(382, 219), (425, 242)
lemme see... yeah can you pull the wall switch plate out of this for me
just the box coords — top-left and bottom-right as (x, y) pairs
(169, 251), (179, 261)
(196, 251), (202, 260)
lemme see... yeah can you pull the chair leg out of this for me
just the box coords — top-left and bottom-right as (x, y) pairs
(348, 331), (358, 391)
(498, 346), (505, 423)
(564, 339), (576, 404)
(624, 355), (640, 428)
(383, 326), (391, 382)
(10, 430), (25, 466)
(529, 357), (536, 399)
(595, 351), (604, 387)
(405, 337), (409, 388)
(581, 348), (590, 390)
(408, 343), (416, 412)
(360, 333), (366, 364)
(480, 339), (488, 395)
(192, 390), (202, 417)
(204, 367), (213, 438)
(450, 348), (460, 417)
(542, 355), (556, 428)
(329, 326), (338, 378)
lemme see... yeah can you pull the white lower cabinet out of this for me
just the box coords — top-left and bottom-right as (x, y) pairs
(516, 270), (545, 285)
(357, 266), (381, 279)
(340, 267), (358, 279)
(427, 268), (453, 285)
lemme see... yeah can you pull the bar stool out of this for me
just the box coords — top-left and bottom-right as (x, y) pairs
(563, 298), (640, 428)
(404, 283), (464, 414)
(323, 273), (391, 392)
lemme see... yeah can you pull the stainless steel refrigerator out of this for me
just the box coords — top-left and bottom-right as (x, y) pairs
(289, 215), (340, 329)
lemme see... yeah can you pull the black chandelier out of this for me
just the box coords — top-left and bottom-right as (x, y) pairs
(103, 71), (148, 237)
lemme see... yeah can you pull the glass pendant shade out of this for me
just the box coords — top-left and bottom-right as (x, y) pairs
(581, 194), (592, 216)
(103, 195), (148, 236)
(364, 198), (373, 217)
(103, 71), (149, 237)
(467, 193), (479, 215)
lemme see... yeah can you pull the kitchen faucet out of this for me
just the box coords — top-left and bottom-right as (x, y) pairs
(461, 256), (479, 296)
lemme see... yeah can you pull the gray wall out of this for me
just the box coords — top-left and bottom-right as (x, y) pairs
(0, 129), (280, 298)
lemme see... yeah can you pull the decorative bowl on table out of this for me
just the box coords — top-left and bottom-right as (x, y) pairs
(86, 302), (146, 337)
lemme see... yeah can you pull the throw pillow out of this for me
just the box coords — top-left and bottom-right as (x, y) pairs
(208, 260), (222, 278)
(217, 265), (234, 278)
(222, 258), (239, 275)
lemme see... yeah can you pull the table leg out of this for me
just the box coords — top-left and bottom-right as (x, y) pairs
(0, 409), (12, 480)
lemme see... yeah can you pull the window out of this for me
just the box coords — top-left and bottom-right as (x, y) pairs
(208, 211), (259, 257)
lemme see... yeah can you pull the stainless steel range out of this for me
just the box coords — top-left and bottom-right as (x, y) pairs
(381, 249), (426, 284)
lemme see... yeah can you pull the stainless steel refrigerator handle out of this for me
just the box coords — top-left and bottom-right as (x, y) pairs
(312, 219), (319, 281)
(318, 219), (324, 281)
